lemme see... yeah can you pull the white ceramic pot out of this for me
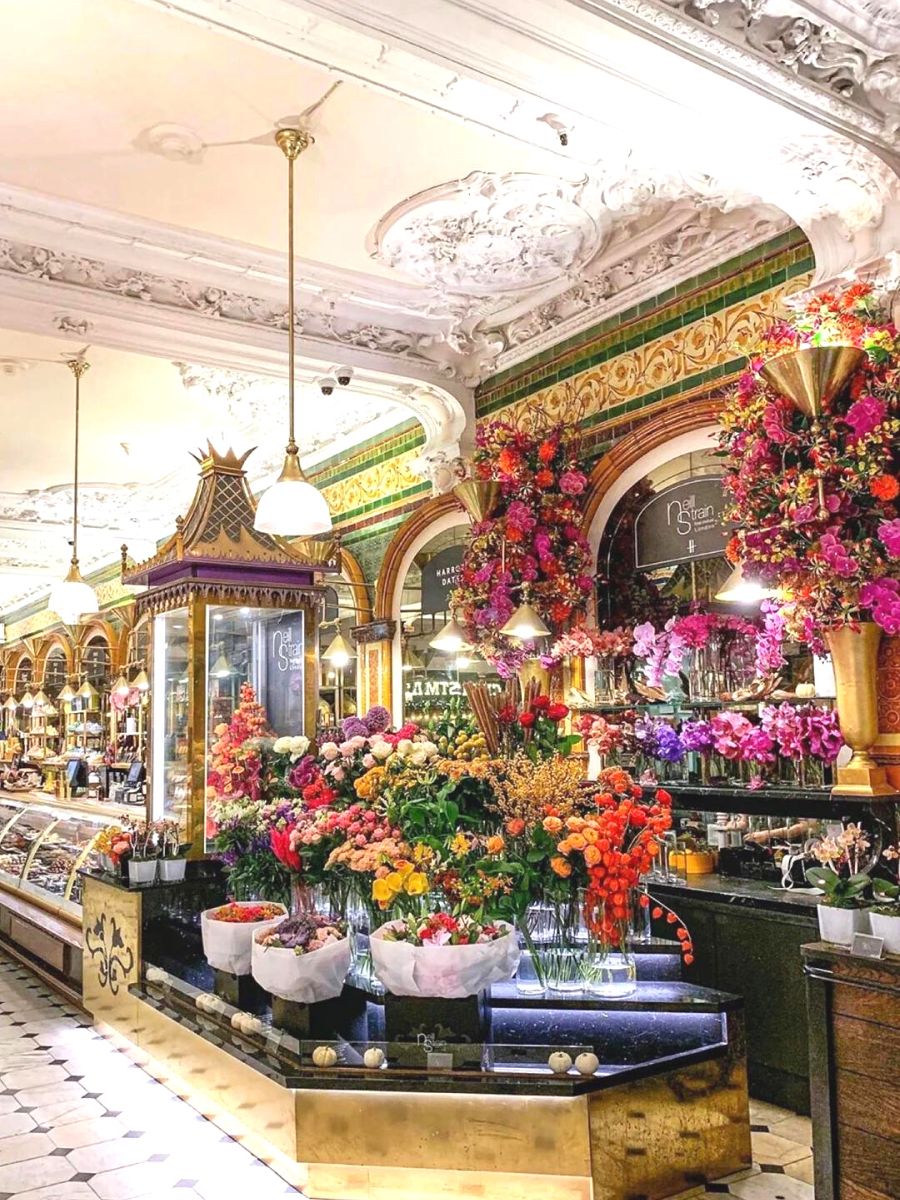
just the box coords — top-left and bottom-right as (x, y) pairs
(817, 904), (867, 945)
(868, 911), (900, 955)
(128, 858), (158, 885)
(158, 858), (187, 883)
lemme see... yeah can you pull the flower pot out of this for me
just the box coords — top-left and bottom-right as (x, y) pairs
(869, 911), (900, 955)
(128, 858), (158, 885)
(201, 902), (287, 976)
(158, 858), (186, 883)
(370, 921), (519, 998)
(251, 934), (351, 1003)
(817, 904), (867, 945)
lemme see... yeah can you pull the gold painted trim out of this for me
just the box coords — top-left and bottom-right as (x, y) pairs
(0, 875), (81, 929)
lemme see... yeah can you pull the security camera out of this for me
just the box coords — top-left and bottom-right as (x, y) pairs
(317, 375), (338, 396)
(335, 366), (353, 387)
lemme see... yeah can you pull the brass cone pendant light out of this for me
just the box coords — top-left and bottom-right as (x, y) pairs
(50, 360), (99, 624)
(453, 480), (502, 524)
(759, 345), (865, 420)
(254, 128), (332, 536)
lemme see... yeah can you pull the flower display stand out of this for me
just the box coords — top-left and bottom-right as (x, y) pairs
(383, 991), (489, 1061)
(213, 968), (267, 1011)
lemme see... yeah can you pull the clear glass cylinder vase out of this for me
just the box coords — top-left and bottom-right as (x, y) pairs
(541, 897), (585, 994)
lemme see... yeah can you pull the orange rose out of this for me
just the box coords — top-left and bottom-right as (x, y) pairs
(486, 835), (506, 855)
(556, 838), (572, 854)
(542, 816), (563, 834)
(565, 816), (585, 832)
(567, 833), (587, 851)
(506, 818), (526, 837)
(582, 827), (599, 844)
(550, 855), (573, 878)
(584, 844), (602, 866)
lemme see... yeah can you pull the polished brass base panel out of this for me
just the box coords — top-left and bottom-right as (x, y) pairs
(833, 761), (897, 796)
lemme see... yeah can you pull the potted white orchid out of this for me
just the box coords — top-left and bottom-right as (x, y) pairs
(806, 824), (872, 945)
(869, 844), (900, 955)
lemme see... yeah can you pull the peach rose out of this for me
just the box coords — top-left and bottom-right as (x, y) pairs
(550, 855), (573, 878)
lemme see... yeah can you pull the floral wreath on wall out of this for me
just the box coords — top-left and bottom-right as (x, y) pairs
(450, 420), (594, 672)
(718, 281), (900, 641)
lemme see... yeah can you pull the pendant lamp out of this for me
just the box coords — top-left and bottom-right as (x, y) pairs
(500, 600), (551, 641)
(78, 680), (98, 702)
(402, 641), (425, 672)
(4, 696), (18, 712)
(50, 360), (99, 624)
(715, 561), (777, 604)
(58, 683), (76, 703)
(430, 617), (472, 655)
(210, 650), (233, 678)
(322, 632), (354, 669)
(112, 674), (130, 697)
(254, 129), (332, 536)
(33, 689), (49, 708)
(21, 691), (34, 709)
(132, 669), (150, 692)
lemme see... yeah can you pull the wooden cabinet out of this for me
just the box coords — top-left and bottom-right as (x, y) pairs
(804, 944), (900, 1200)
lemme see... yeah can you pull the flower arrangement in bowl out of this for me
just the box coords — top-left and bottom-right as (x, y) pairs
(251, 914), (350, 1003)
(806, 824), (872, 944)
(869, 845), (900, 954)
(94, 824), (132, 876)
(370, 912), (519, 998)
(200, 900), (287, 976)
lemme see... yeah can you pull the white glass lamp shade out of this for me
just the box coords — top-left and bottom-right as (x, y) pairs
(715, 562), (777, 604)
(254, 452), (332, 536)
(323, 632), (355, 669)
(20, 691), (34, 709)
(50, 565), (98, 625)
(132, 669), (150, 691)
(430, 617), (472, 655)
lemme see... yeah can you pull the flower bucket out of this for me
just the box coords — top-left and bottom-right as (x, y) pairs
(869, 912), (900, 955)
(817, 904), (867, 946)
(251, 935), (351, 1003)
(201, 902), (287, 976)
(158, 858), (187, 883)
(128, 858), (157, 885)
(370, 921), (519, 998)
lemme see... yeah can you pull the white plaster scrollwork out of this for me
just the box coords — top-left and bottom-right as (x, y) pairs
(371, 172), (608, 296)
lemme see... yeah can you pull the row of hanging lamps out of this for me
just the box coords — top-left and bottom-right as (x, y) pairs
(254, 129), (332, 537)
(49, 360), (99, 625)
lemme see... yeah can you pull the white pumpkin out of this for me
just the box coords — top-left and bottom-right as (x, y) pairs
(548, 1051), (573, 1074)
(312, 1045), (338, 1068)
(363, 1048), (385, 1069)
(574, 1052), (599, 1076)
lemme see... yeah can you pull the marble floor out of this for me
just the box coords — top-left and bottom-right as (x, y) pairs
(0, 954), (814, 1200)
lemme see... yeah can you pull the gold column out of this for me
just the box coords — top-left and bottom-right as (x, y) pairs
(352, 621), (395, 712)
(82, 873), (142, 1039)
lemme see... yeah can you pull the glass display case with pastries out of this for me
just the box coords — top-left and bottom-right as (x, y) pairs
(0, 797), (121, 919)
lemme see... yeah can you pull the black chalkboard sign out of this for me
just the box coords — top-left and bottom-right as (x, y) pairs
(421, 545), (464, 615)
(634, 477), (729, 570)
(262, 610), (305, 734)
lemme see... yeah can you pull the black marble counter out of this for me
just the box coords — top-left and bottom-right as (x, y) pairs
(650, 873), (821, 917)
(653, 782), (887, 819)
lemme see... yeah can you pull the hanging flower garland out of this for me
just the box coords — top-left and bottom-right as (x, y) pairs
(718, 282), (900, 637)
(451, 420), (594, 670)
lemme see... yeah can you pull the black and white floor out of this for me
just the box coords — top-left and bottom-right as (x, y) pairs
(0, 954), (813, 1200)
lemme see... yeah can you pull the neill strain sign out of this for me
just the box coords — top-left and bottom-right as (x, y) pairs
(634, 477), (728, 571)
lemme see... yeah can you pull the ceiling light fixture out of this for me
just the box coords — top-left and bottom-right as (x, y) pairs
(430, 617), (472, 655)
(322, 632), (355, 669)
(401, 642), (425, 672)
(254, 128), (332, 537)
(210, 651), (233, 678)
(49, 360), (99, 625)
(58, 683), (76, 703)
(715, 562), (777, 605)
(113, 674), (131, 697)
(78, 680), (98, 702)
(500, 600), (551, 641)
(132, 669), (150, 692)
(20, 690), (34, 709)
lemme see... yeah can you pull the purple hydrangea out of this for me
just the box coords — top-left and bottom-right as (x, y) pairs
(341, 717), (370, 740)
(363, 705), (392, 734)
(680, 720), (715, 753)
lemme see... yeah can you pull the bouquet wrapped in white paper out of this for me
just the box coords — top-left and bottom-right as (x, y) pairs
(200, 901), (286, 976)
(370, 914), (519, 998)
(251, 915), (351, 1004)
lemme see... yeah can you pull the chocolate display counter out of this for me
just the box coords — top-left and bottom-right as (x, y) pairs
(82, 870), (751, 1200)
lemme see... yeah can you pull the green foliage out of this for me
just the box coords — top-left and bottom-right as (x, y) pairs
(806, 866), (870, 908)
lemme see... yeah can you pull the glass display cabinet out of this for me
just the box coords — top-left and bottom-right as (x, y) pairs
(124, 445), (337, 851)
(0, 797), (117, 918)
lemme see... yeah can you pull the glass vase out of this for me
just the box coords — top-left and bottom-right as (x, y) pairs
(516, 902), (551, 995)
(584, 939), (637, 997)
(540, 897), (585, 994)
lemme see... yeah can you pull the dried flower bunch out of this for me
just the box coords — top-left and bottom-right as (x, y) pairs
(485, 753), (591, 826)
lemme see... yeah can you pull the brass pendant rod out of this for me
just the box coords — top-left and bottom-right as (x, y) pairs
(66, 359), (89, 568)
(275, 128), (313, 457)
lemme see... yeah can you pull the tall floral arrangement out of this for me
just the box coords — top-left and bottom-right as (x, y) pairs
(719, 282), (900, 636)
(451, 421), (594, 669)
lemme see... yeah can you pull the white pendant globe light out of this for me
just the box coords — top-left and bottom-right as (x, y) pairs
(254, 128), (332, 537)
(50, 360), (99, 624)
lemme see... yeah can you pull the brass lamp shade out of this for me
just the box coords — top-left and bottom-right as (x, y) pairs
(295, 536), (340, 566)
(759, 345), (865, 419)
(58, 683), (76, 703)
(500, 601), (551, 641)
(4, 696), (18, 712)
(453, 479), (502, 523)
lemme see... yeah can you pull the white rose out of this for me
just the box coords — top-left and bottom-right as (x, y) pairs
(396, 738), (414, 756)
(348, 735), (367, 751)
(273, 737), (292, 754)
(409, 748), (428, 767)
(370, 741), (392, 761)
(419, 741), (438, 759)
(321, 742), (340, 761)
(290, 736), (310, 758)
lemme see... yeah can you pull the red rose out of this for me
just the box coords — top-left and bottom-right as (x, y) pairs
(655, 788), (673, 806)
(519, 711), (536, 728)
(547, 703), (569, 722)
(531, 695), (550, 710)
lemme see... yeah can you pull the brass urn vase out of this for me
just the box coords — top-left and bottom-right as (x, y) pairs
(826, 622), (896, 796)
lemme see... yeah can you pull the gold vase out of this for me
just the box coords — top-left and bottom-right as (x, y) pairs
(826, 622), (896, 796)
(453, 479), (502, 523)
(758, 345), (865, 419)
(518, 660), (551, 698)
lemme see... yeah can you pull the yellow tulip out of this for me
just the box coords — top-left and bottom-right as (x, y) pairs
(372, 877), (394, 903)
(405, 872), (428, 896)
(385, 871), (405, 892)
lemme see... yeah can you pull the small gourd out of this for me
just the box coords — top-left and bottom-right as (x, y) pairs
(312, 1044), (338, 1068)
(548, 1051), (572, 1074)
(363, 1047), (386, 1069)
(574, 1052), (599, 1076)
